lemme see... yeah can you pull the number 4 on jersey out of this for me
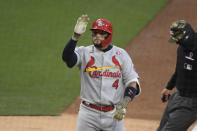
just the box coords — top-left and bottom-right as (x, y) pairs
(112, 79), (119, 89)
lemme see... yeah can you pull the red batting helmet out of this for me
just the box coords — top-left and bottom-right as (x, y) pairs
(91, 19), (113, 47)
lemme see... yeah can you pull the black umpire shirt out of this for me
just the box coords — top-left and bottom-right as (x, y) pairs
(166, 33), (197, 97)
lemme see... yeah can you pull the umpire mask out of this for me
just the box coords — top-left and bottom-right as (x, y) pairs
(169, 20), (195, 50)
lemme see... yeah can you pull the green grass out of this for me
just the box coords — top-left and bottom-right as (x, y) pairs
(0, 0), (169, 115)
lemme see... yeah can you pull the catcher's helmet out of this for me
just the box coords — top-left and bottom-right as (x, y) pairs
(91, 19), (113, 47)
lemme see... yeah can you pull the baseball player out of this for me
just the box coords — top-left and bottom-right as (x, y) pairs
(157, 20), (197, 131)
(62, 14), (140, 131)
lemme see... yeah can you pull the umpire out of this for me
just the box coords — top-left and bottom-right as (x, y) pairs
(157, 20), (197, 131)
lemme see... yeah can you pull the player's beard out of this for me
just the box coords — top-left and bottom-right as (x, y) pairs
(94, 43), (103, 48)
(93, 39), (103, 48)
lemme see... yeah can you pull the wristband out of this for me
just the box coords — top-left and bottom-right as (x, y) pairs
(124, 86), (137, 99)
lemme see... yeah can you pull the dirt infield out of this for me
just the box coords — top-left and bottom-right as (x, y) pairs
(0, 114), (196, 131)
(0, 114), (159, 131)
(1, 0), (197, 130)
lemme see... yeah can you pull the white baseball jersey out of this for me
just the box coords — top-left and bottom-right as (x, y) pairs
(75, 45), (140, 105)
(192, 125), (197, 131)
